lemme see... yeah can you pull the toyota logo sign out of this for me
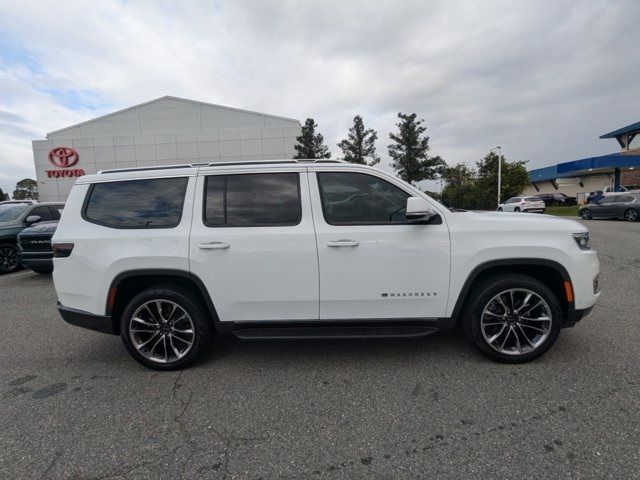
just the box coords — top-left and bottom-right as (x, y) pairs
(48, 147), (79, 168)
(45, 146), (84, 178)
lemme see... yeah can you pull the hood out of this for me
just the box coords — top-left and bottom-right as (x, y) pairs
(18, 220), (59, 235)
(449, 211), (587, 233)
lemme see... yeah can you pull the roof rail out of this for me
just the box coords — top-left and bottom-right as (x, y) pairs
(98, 159), (346, 174)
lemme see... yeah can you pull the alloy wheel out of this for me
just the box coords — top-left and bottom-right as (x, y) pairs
(129, 300), (195, 364)
(0, 246), (18, 273)
(480, 289), (552, 356)
(580, 210), (591, 220)
(625, 209), (638, 222)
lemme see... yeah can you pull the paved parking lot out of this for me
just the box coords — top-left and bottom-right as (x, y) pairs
(0, 219), (639, 479)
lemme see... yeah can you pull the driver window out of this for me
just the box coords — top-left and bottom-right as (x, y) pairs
(317, 172), (410, 225)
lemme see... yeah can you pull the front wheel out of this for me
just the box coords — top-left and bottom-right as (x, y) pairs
(462, 274), (562, 363)
(0, 244), (20, 274)
(580, 209), (592, 220)
(624, 209), (639, 222)
(514, 207), (521, 212)
(120, 286), (213, 370)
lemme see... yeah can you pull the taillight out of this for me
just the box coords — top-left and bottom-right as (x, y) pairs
(52, 243), (74, 258)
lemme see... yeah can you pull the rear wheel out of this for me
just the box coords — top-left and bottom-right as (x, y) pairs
(120, 286), (213, 370)
(580, 209), (592, 220)
(514, 207), (521, 212)
(497, 207), (503, 211)
(624, 209), (638, 222)
(462, 274), (562, 363)
(0, 244), (20, 274)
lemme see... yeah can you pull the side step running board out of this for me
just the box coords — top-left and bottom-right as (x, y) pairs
(232, 325), (438, 340)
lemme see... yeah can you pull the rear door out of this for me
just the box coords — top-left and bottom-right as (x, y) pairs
(308, 168), (450, 320)
(189, 167), (319, 322)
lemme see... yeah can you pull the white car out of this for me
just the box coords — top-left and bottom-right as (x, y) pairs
(498, 196), (546, 213)
(52, 160), (600, 370)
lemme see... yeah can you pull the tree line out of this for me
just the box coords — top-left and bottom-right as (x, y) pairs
(294, 113), (529, 209)
(4, 117), (529, 209)
(295, 113), (445, 185)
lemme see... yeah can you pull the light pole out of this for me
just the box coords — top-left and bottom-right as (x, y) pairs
(491, 146), (502, 208)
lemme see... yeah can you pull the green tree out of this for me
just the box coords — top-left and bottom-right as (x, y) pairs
(388, 113), (445, 184)
(337, 115), (380, 166)
(0, 187), (7, 201)
(475, 151), (529, 208)
(294, 118), (331, 159)
(13, 178), (38, 200)
(440, 164), (477, 209)
(440, 152), (529, 210)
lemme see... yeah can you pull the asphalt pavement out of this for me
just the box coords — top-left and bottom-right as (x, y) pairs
(0, 219), (639, 479)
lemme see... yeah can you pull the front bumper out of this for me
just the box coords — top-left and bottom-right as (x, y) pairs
(20, 252), (53, 270)
(563, 306), (593, 328)
(57, 303), (116, 335)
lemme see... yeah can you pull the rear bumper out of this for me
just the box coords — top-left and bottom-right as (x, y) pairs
(57, 303), (116, 335)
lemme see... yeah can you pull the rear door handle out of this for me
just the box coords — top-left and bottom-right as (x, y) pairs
(327, 240), (359, 247)
(198, 242), (230, 250)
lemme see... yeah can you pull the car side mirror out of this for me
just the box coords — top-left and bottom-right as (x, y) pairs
(406, 197), (435, 222)
(25, 215), (41, 225)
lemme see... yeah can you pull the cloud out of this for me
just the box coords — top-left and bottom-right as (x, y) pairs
(0, 0), (638, 193)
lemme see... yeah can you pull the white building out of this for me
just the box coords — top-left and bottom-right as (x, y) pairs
(32, 96), (302, 202)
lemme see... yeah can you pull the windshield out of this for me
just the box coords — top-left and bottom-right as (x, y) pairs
(0, 204), (28, 223)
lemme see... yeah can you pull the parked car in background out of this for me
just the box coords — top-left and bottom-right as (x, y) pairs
(579, 194), (640, 222)
(18, 220), (59, 274)
(603, 185), (640, 196)
(0, 200), (36, 205)
(587, 191), (604, 204)
(0, 202), (65, 274)
(535, 192), (577, 207)
(497, 197), (546, 213)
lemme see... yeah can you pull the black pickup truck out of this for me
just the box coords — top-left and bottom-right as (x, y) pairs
(17, 220), (59, 274)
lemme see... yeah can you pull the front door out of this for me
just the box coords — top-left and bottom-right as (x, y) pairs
(189, 168), (319, 322)
(592, 197), (618, 217)
(308, 169), (450, 320)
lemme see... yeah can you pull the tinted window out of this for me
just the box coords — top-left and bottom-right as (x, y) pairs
(204, 173), (301, 226)
(614, 196), (633, 203)
(30, 206), (55, 221)
(317, 172), (410, 224)
(51, 205), (65, 219)
(524, 197), (540, 201)
(0, 204), (28, 222)
(598, 197), (616, 204)
(84, 177), (188, 228)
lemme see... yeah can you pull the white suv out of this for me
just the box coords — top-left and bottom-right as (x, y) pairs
(52, 160), (600, 370)
(498, 196), (546, 213)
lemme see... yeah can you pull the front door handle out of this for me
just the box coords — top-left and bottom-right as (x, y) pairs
(199, 242), (230, 250)
(327, 240), (359, 247)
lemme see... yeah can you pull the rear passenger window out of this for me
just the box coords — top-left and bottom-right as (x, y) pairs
(84, 177), (188, 228)
(204, 173), (301, 227)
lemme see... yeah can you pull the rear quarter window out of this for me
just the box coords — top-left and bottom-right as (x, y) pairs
(83, 177), (188, 229)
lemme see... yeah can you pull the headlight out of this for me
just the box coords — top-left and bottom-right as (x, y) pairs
(572, 232), (591, 250)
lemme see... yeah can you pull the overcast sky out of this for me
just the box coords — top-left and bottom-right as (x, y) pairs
(1, 0), (639, 194)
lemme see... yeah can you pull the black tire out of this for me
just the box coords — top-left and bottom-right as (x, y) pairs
(0, 243), (20, 274)
(624, 208), (639, 222)
(514, 207), (521, 212)
(497, 207), (503, 211)
(580, 209), (592, 220)
(120, 285), (213, 370)
(462, 273), (562, 363)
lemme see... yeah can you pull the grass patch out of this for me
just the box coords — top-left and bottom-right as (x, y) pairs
(545, 205), (580, 217)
